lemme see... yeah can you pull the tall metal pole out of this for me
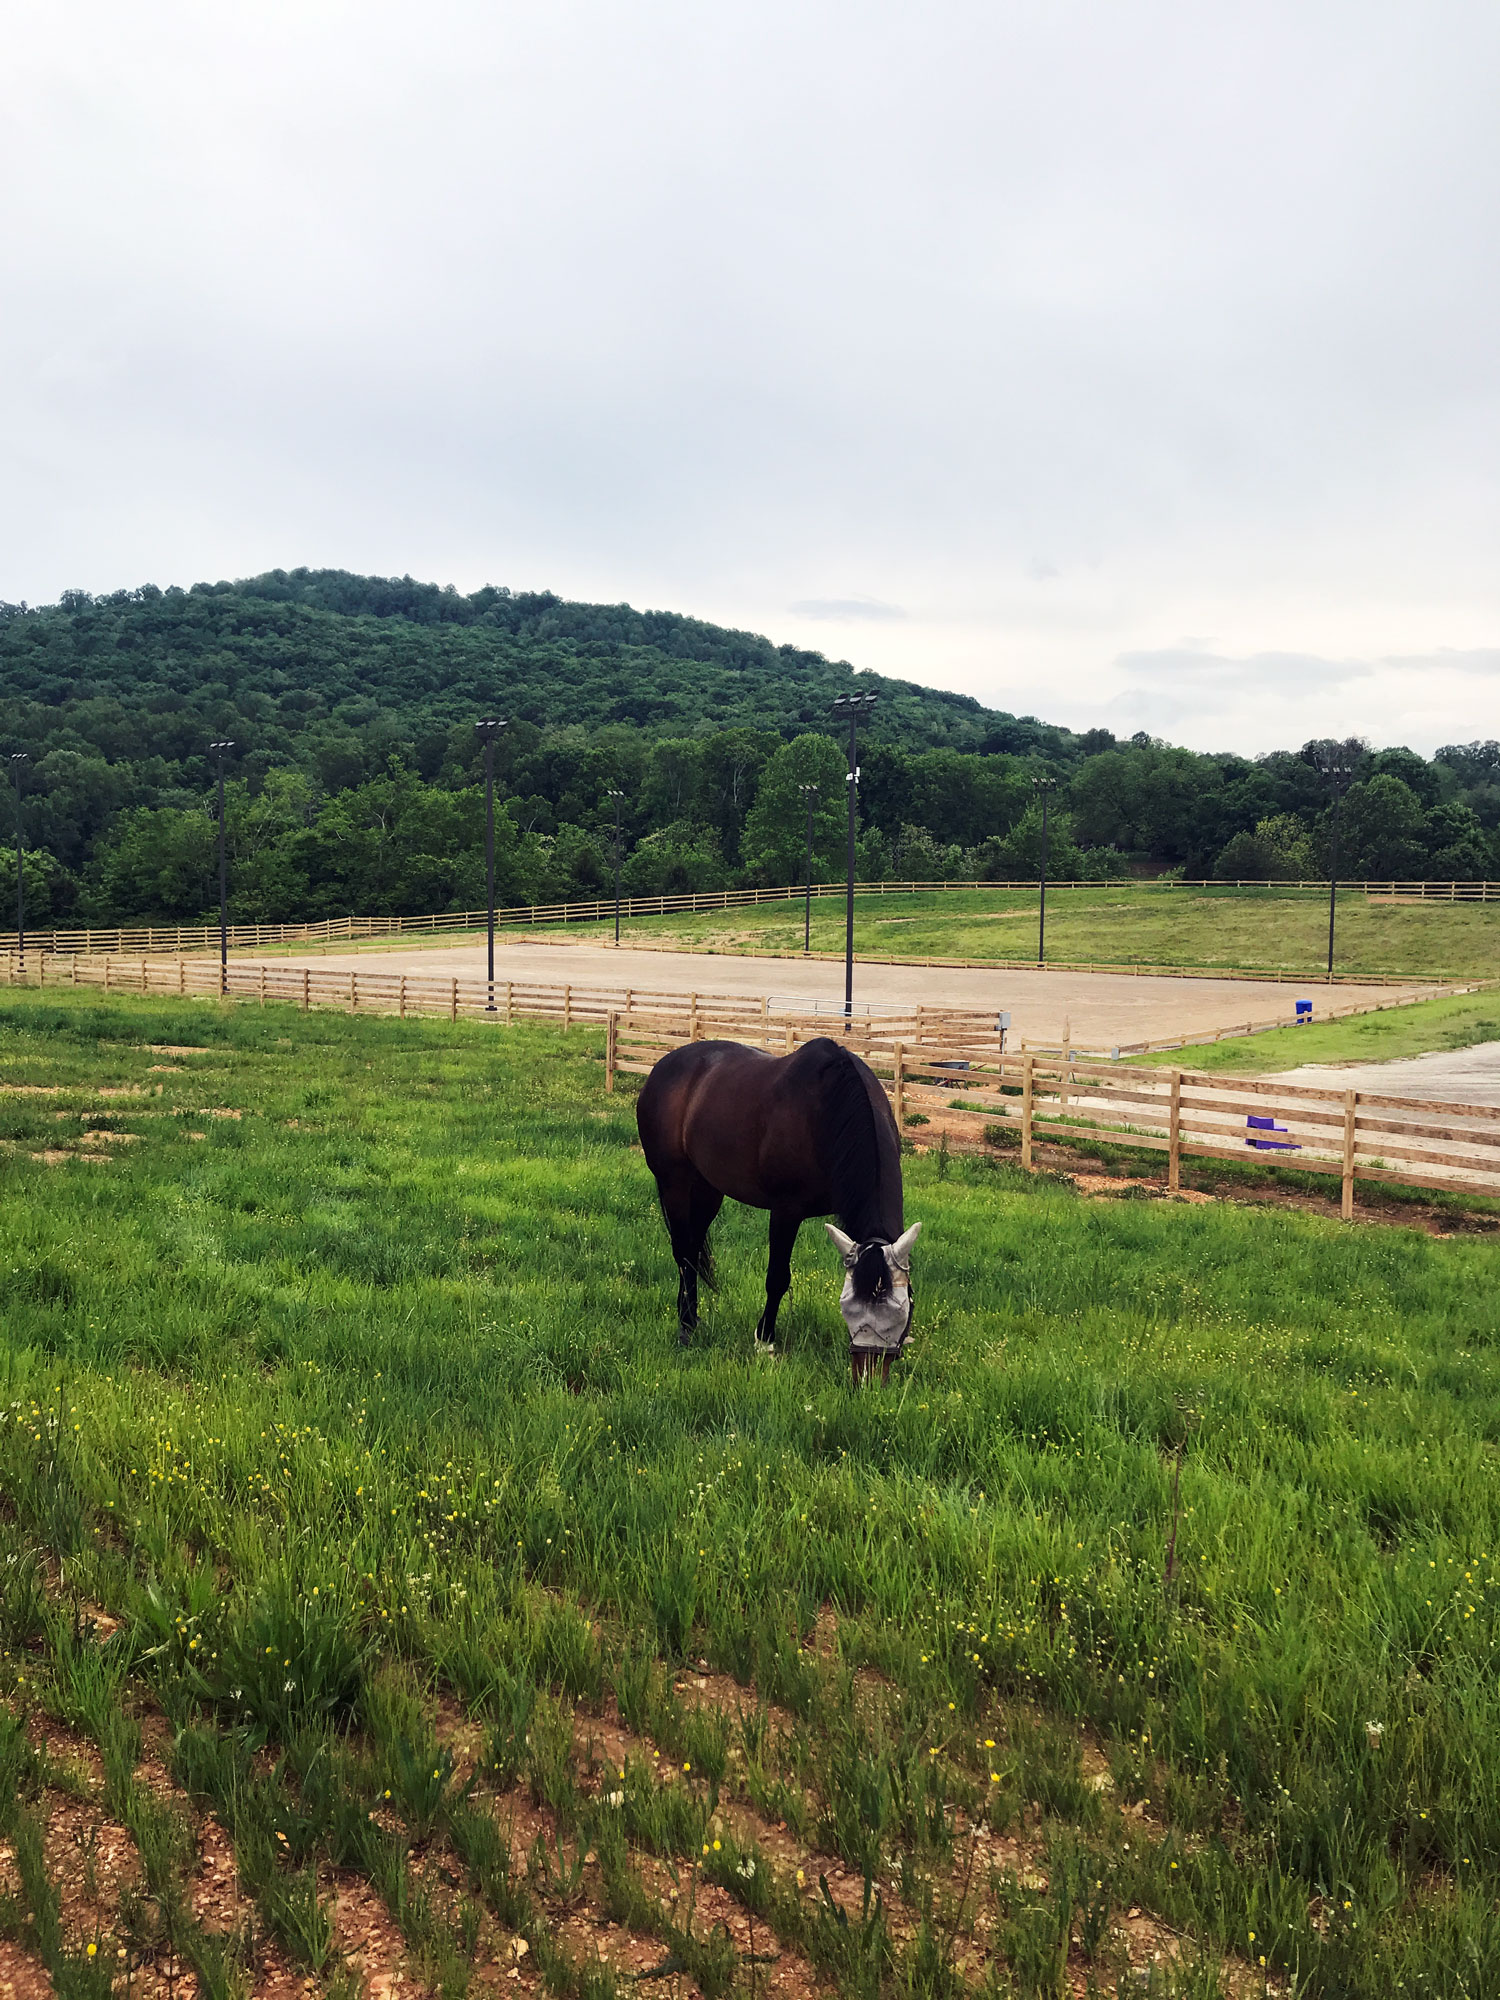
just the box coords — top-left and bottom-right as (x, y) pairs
(209, 741), (234, 992)
(1304, 739), (1357, 984)
(832, 695), (876, 1019)
(799, 783), (819, 953)
(607, 788), (625, 944)
(1033, 774), (1057, 965)
(10, 754), (27, 973)
(1326, 786), (1352, 982)
(476, 719), (505, 1011)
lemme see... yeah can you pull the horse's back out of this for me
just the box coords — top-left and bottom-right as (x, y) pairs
(636, 1040), (776, 1171)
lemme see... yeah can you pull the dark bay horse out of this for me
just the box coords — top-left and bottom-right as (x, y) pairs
(636, 1035), (920, 1382)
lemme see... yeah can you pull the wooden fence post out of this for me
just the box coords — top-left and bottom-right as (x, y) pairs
(302, 968), (311, 1011)
(606, 1011), (618, 1093)
(399, 975), (407, 1019)
(259, 964), (267, 1007)
(450, 978), (458, 1021)
(1168, 1071), (1182, 1191)
(505, 980), (514, 1025)
(783, 1022), (794, 1054)
(893, 1043), (906, 1127)
(1341, 1090), (1358, 1221)
(1020, 1053), (1034, 1170)
(104, 958), (111, 995)
(140, 956), (148, 992)
(690, 993), (700, 1040)
(564, 984), (572, 1031)
(350, 971), (357, 1013)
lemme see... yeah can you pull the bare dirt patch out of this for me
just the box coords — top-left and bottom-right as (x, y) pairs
(1069, 1172), (1214, 1204)
(0, 1937), (51, 2000)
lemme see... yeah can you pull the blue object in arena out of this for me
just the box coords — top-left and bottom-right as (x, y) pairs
(1246, 1115), (1298, 1151)
(1295, 999), (1313, 1022)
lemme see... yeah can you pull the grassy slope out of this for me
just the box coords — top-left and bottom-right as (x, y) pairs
(552, 887), (1500, 981)
(1137, 990), (1500, 1076)
(2, 989), (1500, 1992)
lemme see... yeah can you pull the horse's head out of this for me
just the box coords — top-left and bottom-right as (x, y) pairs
(824, 1222), (921, 1354)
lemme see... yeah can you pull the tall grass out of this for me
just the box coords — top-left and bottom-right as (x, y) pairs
(2, 987), (1499, 1993)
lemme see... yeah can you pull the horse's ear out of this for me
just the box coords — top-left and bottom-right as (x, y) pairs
(824, 1224), (858, 1259)
(891, 1222), (922, 1264)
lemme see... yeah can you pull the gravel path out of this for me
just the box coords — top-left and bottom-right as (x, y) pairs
(1269, 1042), (1500, 1105)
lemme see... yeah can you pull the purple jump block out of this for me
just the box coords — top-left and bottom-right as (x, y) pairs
(1246, 1114), (1299, 1152)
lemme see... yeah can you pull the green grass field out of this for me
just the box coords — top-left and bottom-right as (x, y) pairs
(1139, 990), (1500, 1076)
(542, 888), (1500, 982)
(3, 989), (1499, 1998)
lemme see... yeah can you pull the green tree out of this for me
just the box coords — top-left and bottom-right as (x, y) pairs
(1329, 775), (1428, 878)
(1214, 813), (1315, 880)
(970, 802), (1084, 879)
(739, 735), (848, 885)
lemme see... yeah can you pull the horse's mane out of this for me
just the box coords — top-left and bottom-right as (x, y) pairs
(811, 1039), (885, 1235)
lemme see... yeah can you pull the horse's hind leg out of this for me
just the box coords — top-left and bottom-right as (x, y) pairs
(754, 1210), (801, 1356)
(659, 1169), (722, 1346)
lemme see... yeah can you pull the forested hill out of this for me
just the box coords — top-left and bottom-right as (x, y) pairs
(0, 568), (1049, 780)
(2, 567), (1498, 927)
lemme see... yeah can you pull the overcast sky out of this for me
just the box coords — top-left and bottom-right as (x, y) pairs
(4, 0), (1497, 755)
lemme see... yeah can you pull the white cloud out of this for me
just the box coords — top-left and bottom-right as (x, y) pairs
(789, 598), (906, 623)
(0, 0), (1496, 753)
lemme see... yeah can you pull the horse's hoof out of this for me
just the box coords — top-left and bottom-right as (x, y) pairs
(753, 1339), (779, 1363)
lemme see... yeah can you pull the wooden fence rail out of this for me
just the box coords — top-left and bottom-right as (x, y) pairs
(0, 950), (1001, 1049)
(609, 1021), (1500, 1211)
(3, 876), (1499, 960)
(5, 943), (1492, 1211)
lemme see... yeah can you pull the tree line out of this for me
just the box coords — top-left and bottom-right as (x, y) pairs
(2, 571), (1497, 924)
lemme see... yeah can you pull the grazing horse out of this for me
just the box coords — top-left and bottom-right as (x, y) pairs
(636, 1035), (921, 1383)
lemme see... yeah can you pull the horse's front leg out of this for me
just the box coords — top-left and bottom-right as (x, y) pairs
(754, 1210), (801, 1357)
(676, 1256), (701, 1342)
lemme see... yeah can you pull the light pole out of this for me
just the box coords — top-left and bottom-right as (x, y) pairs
(798, 783), (820, 954)
(208, 741), (234, 992)
(475, 719), (506, 1011)
(1308, 742), (1358, 982)
(10, 753), (28, 973)
(607, 788), (626, 944)
(1032, 774), (1058, 965)
(832, 693), (877, 1019)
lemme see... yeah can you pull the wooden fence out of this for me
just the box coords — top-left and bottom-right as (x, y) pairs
(0, 949), (1000, 1047)
(3, 876), (1498, 960)
(608, 1023), (1500, 1211)
(6, 945), (1492, 1210)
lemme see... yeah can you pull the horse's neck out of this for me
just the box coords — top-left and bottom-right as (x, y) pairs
(837, 1175), (902, 1245)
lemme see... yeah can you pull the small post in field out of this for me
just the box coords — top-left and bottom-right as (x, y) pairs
(564, 983), (572, 1031)
(303, 967), (311, 1011)
(1168, 1070), (1182, 1191)
(606, 1011), (618, 1093)
(1341, 1090), (1358, 1220)
(1020, 1053), (1035, 1169)
(399, 975), (407, 1019)
(450, 977), (458, 1021)
(260, 963), (267, 1007)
